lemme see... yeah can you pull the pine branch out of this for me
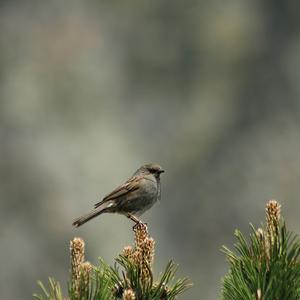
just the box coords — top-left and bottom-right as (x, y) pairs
(221, 200), (300, 300)
(34, 223), (191, 300)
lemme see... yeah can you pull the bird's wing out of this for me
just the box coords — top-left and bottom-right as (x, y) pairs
(94, 175), (142, 208)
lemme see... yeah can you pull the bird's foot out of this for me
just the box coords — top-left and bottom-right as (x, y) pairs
(126, 213), (147, 231)
(132, 220), (147, 231)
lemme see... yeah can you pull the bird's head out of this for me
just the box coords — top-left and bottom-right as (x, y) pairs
(135, 163), (165, 178)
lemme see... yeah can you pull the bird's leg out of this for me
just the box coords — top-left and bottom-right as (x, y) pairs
(126, 213), (141, 223)
(126, 213), (147, 230)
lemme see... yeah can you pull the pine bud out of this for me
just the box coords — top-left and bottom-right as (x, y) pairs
(122, 288), (136, 300)
(70, 237), (85, 296)
(81, 261), (92, 290)
(122, 246), (134, 259)
(266, 200), (281, 244)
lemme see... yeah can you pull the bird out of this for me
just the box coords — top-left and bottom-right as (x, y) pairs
(72, 163), (164, 227)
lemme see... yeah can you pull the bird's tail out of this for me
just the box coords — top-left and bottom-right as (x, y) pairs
(72, 203), (112, 227)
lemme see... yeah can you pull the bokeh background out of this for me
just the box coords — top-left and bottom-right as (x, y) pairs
(1, 1), (300, 299)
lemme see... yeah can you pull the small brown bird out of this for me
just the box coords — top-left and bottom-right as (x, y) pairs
(72, 163), (164, 227)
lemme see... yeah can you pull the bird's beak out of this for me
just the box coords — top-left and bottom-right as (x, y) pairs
(159, 169), (165, 174)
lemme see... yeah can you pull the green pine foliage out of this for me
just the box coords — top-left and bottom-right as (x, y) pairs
(222, 200), (300, 300)
(110, 256), (191, 300)
(34, 278), (64, 300)
(33, 257), (191, 300)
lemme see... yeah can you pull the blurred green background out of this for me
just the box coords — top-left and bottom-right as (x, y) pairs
(1, 1), (300, 299)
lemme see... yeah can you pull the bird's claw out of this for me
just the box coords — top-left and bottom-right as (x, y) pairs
(126, 213), (147, 231)
(132, 220), (147, 231)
